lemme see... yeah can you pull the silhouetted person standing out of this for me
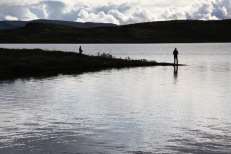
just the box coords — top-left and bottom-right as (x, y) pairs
(173, 48), (179, 65)
(79, 46), (83, 55)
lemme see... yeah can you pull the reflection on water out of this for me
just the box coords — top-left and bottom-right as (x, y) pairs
(0, 43), (231, 154)
(173, 66), (178, 83)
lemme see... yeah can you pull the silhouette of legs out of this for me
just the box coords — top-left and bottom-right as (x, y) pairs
(174, 57), (178, 65)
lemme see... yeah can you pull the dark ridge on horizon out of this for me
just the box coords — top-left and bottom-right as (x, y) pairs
(123, 19), (231, 26)
(1, 18), (230, 30)
(0, 19), (116, 30)
(31, 19), (116, 28)
(0, 19), (231, 43)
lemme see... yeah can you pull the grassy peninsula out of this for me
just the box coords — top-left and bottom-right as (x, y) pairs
(0, 48), (181, 79)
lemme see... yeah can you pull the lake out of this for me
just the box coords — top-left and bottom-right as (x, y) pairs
(0, 43), (231, 154)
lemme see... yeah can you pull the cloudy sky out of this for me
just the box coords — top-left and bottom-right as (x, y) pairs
(0, 0), (230, 24)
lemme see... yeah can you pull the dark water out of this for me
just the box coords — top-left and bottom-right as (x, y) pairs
(0, 43), (231, 154)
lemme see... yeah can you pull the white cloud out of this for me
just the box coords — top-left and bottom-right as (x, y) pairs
(76, 9), (120, 24)
(0, 5), (39, 21)
(0, 0), (41, 5)
(4, 15), (18, 21)
(0, 0), (231, 24)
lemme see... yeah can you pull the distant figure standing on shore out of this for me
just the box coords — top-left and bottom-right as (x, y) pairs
(79, 46), (83, 55)
(173, 48), (179, 65)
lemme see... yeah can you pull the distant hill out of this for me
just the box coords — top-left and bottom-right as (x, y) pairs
(0, 21), (27, 30)
(30, 19), (116, 28)
(0, 19), (231, 43)
(0, 19), (116, 30)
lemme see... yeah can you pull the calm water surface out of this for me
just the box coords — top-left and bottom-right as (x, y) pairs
(0, 43), (231, 154)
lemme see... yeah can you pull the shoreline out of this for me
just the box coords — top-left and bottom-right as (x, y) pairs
(0, 48), (184, 80)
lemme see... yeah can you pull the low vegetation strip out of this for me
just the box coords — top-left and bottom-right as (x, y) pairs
(0, 48), (180, 79)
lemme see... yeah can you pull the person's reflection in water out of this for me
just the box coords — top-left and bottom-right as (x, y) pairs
(173, 65), (178, 83)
